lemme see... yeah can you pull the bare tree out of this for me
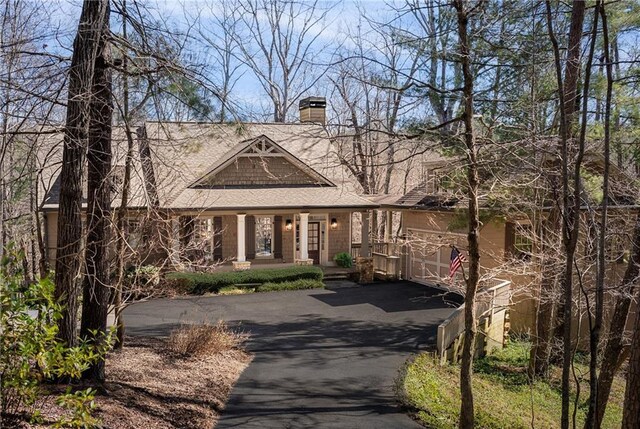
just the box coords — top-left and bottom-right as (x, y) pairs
(452, 1), (483, 427)
(584, 1), (612, 426)
(233, 0), (333, 122)
(54, 0), (110, 347)
(191, 0), (244, 122)
(79, 0), (112, 382)
(0, 0), (66, 271)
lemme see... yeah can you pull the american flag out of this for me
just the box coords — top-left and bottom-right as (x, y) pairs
(449, 247), (467, 279)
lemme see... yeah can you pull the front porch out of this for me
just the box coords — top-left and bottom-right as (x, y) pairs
(168, 209), (369, 271)
(167, 207), (404, 281)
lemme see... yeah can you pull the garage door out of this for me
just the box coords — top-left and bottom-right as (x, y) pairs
(406, 229), (467, 285)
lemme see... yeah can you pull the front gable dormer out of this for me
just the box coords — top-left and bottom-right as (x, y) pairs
(190, 135), (335, 189)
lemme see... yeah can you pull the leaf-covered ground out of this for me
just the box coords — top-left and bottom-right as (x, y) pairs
(17, 336), (252, 429)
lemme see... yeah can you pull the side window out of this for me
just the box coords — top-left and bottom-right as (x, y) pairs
(506, 222), (533, 261)
(606, 233), (627, 264)
(514, 224), (533, 260)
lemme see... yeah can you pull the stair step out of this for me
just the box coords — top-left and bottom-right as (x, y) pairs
(324, 275), (349, 280)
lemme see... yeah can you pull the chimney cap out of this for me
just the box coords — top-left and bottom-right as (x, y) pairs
(299, 96), (326, 109)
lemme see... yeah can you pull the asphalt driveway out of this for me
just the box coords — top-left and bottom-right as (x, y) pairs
(123, 281), (462, 428)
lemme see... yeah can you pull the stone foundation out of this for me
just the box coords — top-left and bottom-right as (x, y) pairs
(356, 256), (374, 284)
(232, 261), (251, 271)
(295, 258), (314, 266)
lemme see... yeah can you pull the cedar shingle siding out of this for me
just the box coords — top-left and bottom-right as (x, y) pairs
(202, 157), (320, 187)
(328, 212), (351, 262)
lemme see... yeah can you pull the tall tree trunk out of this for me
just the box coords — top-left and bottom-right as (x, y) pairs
(453, 1), (481, 427)
(585, 3), (610, 427)
(80, 1), (112, 382)
(529, 207), (561, 378)
(622, 305), (640, 428)
(544, 2), (587, 427)
(113, 0), (134, 350)
(54, 0), (110, 347)
(594, 213), (640, 428)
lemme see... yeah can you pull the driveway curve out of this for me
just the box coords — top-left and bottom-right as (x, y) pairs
(123, 281), (462, 429)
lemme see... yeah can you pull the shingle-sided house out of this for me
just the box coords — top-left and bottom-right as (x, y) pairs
(374, 145), (639, 335)
(41, 99), (377, 270)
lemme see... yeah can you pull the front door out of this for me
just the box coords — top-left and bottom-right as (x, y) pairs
(308, 222), (320, 264)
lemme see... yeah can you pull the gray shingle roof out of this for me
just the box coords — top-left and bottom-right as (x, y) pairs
(42, 121), (374, 211)
(166, 187), (376, 210)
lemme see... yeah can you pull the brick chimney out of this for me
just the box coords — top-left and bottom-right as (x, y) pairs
(299, 96), (326, 124)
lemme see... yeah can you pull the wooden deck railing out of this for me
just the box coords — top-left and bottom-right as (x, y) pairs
(352, 241), (401, 280)
(351, 243), (361, 259)
(436, 279), (511, 364)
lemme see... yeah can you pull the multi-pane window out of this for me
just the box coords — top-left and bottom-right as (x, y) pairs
(255, 217), (273, 257)
(192, 219), (214, 253)
(514, 224), (533, 260)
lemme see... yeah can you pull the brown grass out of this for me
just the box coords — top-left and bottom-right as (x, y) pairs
(167, 321), (249, 358)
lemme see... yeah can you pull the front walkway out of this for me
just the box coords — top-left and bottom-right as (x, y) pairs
(123, 281), (461, 428)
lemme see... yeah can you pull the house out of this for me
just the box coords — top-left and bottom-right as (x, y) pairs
(41, 98), (378, 271)
(376, 145), (639, 335)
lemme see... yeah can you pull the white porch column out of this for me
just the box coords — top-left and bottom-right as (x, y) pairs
(384, 210), (393, 242)
(236, 214), (246, 262)
(299, 212), (309, 260)
(361, 211), (370, 257)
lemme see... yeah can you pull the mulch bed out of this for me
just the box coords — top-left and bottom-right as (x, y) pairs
(11, 336), (252, 429)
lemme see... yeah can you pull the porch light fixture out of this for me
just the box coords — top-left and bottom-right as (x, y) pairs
(285, 219), (293, 231)
(330, 218), (338, 229)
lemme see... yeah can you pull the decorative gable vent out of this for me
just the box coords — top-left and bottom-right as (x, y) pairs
(190, 135), (335, 189)
(246, 139), (277, 154)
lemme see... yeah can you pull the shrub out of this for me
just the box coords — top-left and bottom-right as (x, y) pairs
(333, 252), (353, 268)
(0, 245), (110, 425)
(122, 265), (163, 300)
(167, 321), (248, 357)
(256, 279), (325, 292)
(166, 266), (323, 294)
(53, 388), (100, 429)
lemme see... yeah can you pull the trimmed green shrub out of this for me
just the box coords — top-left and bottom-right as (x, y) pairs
(166, 266), (324, 294)
(256, 279), (325, 292)
(333, 252), (353, 268)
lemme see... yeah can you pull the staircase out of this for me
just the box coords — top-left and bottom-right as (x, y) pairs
(322, 267), (355, 282)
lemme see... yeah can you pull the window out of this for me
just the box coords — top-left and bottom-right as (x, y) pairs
(606, 233), (627, 264)
(506, 221), (534, 261)
(513, 224), (533, 260)
(126, 220), (141, 248)
(255, 217), (273, 257)
(192, 218), (214, 254)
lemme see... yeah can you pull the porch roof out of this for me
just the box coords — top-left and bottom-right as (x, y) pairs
(165, 186), (378, 210)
